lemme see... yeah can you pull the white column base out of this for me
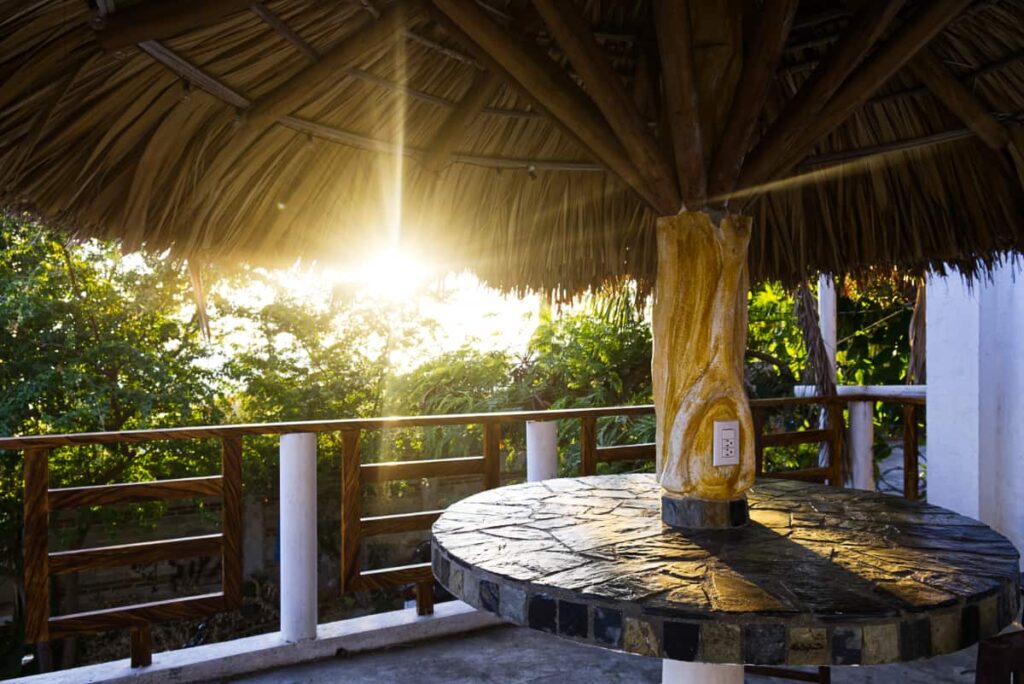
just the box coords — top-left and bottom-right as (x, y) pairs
(847, 400), (875, 490)
(526, 420), (559, 481)
(662, 660), (743, 684)
(280, 433), (318, 643)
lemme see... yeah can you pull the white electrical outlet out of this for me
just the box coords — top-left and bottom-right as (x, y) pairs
(713, 420), (740, 467)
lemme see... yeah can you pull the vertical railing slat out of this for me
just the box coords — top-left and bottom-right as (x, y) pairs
(580, 417), (597, 476)
(826, 401), (845, 487)
(902, 403), (920, 500)
(340, 429), (362, 593)
(23, 448), (50, 644)
(221, 436), (243, 609)
(482, 423), (501, 489)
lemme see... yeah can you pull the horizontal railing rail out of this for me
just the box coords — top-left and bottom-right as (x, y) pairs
(7, 392), (925, 672)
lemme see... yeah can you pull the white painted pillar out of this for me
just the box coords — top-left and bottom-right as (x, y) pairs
(847, 401), (875, 491)
(662, 660), (743, 683)
(526, 421), (559, 482)
(817, 273), (838, 378)
(927, 264), (1024, 570)
(279, 433), (318, 642)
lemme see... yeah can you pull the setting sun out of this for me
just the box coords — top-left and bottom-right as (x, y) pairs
(331, 247), (433, 302)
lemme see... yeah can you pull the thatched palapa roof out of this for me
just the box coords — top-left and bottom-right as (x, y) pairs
(1, 0), (1023, 297)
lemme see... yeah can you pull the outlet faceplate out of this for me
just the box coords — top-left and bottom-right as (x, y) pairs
(713, 420), (740, 467)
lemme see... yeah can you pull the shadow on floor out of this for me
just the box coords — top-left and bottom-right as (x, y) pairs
(230, 624), (980, 684)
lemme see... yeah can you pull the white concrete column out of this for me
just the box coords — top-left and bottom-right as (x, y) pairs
(817, 273), (838, 378)
(847, 401), (875, 491)
(280, 433), (318, 642)
(526, 421), (559, 482)
(927, 264), (1024, 569)
(662, 660), (743, 683)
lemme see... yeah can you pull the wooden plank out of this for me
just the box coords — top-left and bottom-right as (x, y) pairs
(906, 49), (1009, 150)
(902, 403), (919, 500)
(415, 581), (434, 616)
(130, 625), (152, 668)
(49, 476), (222, 509)
(23, 448), (50, 643)
(357, 562), (432, 590)
(827, 402), (846, 486)
(251, 3), (318, 62)
(430, 0), (671, 215)
(340, 429), (362, 594)
(769, 0), (973, 185)
(739, 0), (905, 191)
(707, 0), (798, 199)
(752, 407), (767, 477)
(596, 443), (655, 463)
(361, 456), (486, 483)
(48, 593), (225, 638)
(653, 0), (706, 207)
(761, 429), (834, 448)
(49, 534), (223, 576)
(246, 0), (427, 131)
(533, 0), (679, 210)
(361, 510), (443, 537)
(579, 417), (597, 476)
(221, 437), (243, 609)
(93, 0), (255, 52)
(421, 70), (503, 173)
(760, 467), (832, 483)
(482, 423), (501, 489)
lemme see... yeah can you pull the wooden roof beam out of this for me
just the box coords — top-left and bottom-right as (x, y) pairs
(245, 0), (426, 131)
(739, 0), (905, 192)
(707, 0), (799, 201)
(763, 0), (974, 191)
(430, 0), (674, 215)
(533, 0), (679, 213)
(92, 0), (256, 52)
(653, 0), (705, 209)
(420, 69), (503, 172)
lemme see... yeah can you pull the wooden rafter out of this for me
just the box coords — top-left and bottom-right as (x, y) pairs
(766, 0), (974, 188)
(251, 4), (318, 62)
(739, 0), (905, 193)
(653, 0), (705, 208)
(430, 0), (672, 214)
(707, 0), (799, 200)
(245, 0), (426, 131)
(533, 0), (679, 211)
(420, 69), (502, 172)
(92, 0), (255, 52)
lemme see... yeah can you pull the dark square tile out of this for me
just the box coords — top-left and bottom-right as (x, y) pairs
(663, 621), (700, 661)
(900, 618), (931, 661)
(730, 499), (749, 527)
(432, 550), (450, 586)
(528, 594), (557, 633)
(743, 624), (786, 665)
(593, 607), (623, 648)
(479, 580), (499, 614)
(831, 627), (862, 665)
(558, 600), (588, 638)
(961, 604), (980, 648)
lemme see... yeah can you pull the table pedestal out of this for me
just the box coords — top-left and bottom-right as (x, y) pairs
(663, 660), (742, 683)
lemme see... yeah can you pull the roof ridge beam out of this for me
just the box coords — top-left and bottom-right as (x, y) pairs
(92, 0), (256, 52)
(534, 0), (679, 214)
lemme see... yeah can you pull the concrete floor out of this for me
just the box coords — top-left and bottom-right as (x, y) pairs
(231, 624), (979, 684)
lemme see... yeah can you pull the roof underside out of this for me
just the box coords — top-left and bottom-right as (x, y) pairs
(1, 0), (1023, 297)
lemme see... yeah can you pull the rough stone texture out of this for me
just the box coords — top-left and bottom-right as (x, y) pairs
(433, 475), (1021, 666)
(661, 493), (748, 529)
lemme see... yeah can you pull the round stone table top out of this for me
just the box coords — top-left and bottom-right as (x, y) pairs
(431, 474), (1020, 667)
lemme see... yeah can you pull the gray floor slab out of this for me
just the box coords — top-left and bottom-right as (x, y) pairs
(231, 624), (980, 684)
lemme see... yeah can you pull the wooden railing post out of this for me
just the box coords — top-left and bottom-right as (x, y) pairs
(826, 401), (845, 486)
(23, 448), (50, 646)
(482, 423), (501, 490)
(902, 403), (920, 500)
(221, 437), (243, 609)
(339, 429), (362, 595)
(580, 417), (597, 476)
(130, 624), (152, 668)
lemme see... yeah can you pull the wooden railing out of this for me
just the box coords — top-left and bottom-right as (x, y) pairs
(1, 394), (924, 669)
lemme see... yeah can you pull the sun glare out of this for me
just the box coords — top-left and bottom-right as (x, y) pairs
(333, 247), (432, 302)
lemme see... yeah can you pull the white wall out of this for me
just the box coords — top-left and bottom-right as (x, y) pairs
(927, 262), (1024, 568)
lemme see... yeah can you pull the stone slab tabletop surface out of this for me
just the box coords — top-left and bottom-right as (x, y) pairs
(431, 475), (1020, 667)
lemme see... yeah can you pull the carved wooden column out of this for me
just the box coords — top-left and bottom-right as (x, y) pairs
(653, 211), (754, 528)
